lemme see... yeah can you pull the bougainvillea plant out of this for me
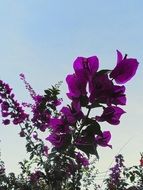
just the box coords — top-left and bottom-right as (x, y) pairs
(104, 154), (128, 189)
(103, 153), (143, 190)
(0, 50), (139, 189)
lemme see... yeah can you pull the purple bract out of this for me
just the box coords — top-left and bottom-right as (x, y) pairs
(96, 106), (125, 125)
(110, 50), (139, 84)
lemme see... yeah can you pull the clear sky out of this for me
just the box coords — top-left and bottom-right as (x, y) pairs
(0, 0), (143, 185)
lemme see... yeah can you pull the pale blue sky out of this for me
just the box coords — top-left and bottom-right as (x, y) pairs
(0, 0), (143, 184)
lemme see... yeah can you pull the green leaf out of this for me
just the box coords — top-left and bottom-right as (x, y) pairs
(26, 143), (33, 152)
(29, 152), (34, 160)
(97, 69), (111, 75)
(76, 141), (99, 158)
(133, 170), (141, 176)
(82, 122), (102, 136)
(130, 174), (135, 182)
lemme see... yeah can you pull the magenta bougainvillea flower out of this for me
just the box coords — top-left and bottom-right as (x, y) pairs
(96, 106), (125, 125)
(73, 56), (99, 80)
(75, 152), (89, 167)
(61, 104), (84, 125)
(61, 106), (78, 125)
(42, 145), (48, 156)
(46, 133), (66, 148)
(2, 119), (10, 125)
(66, 74), (88, 106)
(66, 74), (87, 98)
(1, 101), (9, 111)
(109, 85), (126, 106)
(95, 131), (112, 148)
(49, 118), (70, 133)
(19, 130), (26, 137)
(110, 50), (139, 84)
(140, 159), (143, 167)
(20, 73), (37, 100)
(89, 73), (113, 103)
(0, 80), (28, 125)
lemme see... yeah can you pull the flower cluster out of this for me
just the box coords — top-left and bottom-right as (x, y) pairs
(75, 152), (89, 167)
(103, 154), (143, 190)
(0, 80), (28, 125)
(109, 154), (125, 185)
(46, 50), (138, 160)
(0, 50), (139, 189)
